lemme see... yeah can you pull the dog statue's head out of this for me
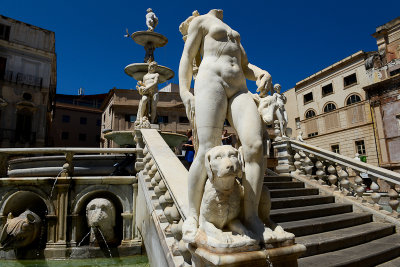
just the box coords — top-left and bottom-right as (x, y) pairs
(205, 145), (244, 191)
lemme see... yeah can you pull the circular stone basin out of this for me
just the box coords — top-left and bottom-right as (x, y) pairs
(131, 31), (168, 47)
(104, 130), (187, 148)
(124, 63), (174, 83)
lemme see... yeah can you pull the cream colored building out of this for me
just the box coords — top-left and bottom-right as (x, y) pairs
(286, 51), (379, 166)
(0, 15), (57, 147)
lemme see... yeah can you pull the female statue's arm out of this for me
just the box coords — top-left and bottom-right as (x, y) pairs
(179, 18), (203, 117)
(240, 43), (273, 97)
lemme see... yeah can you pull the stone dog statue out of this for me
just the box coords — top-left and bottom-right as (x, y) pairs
(86, 198), (117, 245)
(198, 145), (294, 250)
(0, 210), (42, 251)
(198, 145), (257, 250)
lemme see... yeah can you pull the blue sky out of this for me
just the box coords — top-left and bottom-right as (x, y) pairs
(2, 0), (399, 95)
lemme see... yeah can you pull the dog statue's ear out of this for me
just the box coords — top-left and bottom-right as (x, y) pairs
(237, 146), (245, 179)
(205, 150), (214, 183)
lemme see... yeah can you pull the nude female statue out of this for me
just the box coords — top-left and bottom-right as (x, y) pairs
(179, 9), (273, 243)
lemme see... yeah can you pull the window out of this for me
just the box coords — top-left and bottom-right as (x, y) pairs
(179, 116), (190, 123)
(61, 132), (69, 140)
(324, 103), (337, 113)
(305, 110), (316, 119)
(96, 119), (101, 126)
(355, 140), (366, 155)
(79, 133), (87, 141)
(158, 116), (169, 123)
(125, 114), (136, 122)
(62, 115), (70, 123)
(0, 24), (11, 41)
(331, 144), (340, 154)
(344, 73), (357, 87)
(322, 83), (333, 97)
(80, 117), (87, 125)
(303, 92), (313, 104)
(295, 117), (300, 129)
(346, 94), (361, 105)
(396, 115), (400, 133)
(0, 57), (6, 80)
(308, 132), (318, 137)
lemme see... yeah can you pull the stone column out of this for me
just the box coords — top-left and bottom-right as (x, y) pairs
(46, 214), (58, 246)
(273, 140), (295, 176)
(132, 183), (138, 238)
(55, 184), (69, 246)
(69, 214), (79, 246)
(120, 212), (134, 246)
(134, 130), (145, 171)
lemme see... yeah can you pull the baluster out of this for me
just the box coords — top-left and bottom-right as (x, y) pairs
(299, 150), (307, 176)
(337, 166), (351, 196)
(327, 165), (338, 190)
(304, 156), (314, 180)
(293, 152), (302, 173)
(388, 183), (399, 217)
(354, 175), (366, 202)
(370, 176), (382, 210)
(315, 161), (326, 185)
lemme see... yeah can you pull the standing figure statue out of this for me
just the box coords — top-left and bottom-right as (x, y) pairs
(179, 9), (275, 244)
(253, 84), (289, 138)
(146, 8), (158, 32)
(135, 61), (159, 127)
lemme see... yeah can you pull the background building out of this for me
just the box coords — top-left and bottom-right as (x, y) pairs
(363, 16), (400, 173)
(49, 93), (106, 147)
(0, 15), (56, 147)
(286, 50), (379, 166)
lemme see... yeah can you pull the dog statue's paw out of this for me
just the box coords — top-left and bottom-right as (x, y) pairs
(182, 216), (198, 244)
(273, 225), (295, 242)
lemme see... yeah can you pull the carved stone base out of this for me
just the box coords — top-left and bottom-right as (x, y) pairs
(189, 243), (306, 267)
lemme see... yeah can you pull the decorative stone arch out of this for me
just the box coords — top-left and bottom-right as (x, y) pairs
(345, 93), (363, 106)
(323, 102), (338, 113)
(304, 108), (317, 119)
(70, 185), (133, 246)
(0, 186), (55, 217)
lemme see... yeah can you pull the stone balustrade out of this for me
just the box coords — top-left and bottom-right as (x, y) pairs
(136, 129), (189, 266)
(276, 139), (400, 218)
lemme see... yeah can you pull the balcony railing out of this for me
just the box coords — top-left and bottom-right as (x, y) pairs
(1, 71), (42, 87)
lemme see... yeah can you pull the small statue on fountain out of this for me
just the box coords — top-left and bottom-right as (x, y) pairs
(146, 8), (158, 32)
(135, 61), (159, 127)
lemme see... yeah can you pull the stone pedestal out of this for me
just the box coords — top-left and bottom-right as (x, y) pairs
(273, 140), (295, 176)
(189, 243), (306, 267)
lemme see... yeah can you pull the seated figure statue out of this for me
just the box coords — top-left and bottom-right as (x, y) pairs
(135, 61), (159, 127)
(86, 198), (116, 245)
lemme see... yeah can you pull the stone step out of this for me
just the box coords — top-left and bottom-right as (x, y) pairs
(376, 256), (400, 267)
(279, 212), (373, 237)
(298, 234), (400, 267)
(264, 175), (292, 182)
(269, 188), (319, 198)
(270, 203), (353, 223)
(297, 222), (395, 257)
(271, 195), (335, 210)
(264, 181), (305, 189)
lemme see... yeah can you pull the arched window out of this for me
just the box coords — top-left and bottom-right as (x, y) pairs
(346, 94), (361, 106)
(324, 103), (337, 113)
(305, 109), (316, 119)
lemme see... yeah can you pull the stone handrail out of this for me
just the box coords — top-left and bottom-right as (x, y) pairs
(0, 147), (142, 177)
(278, 139), (400, 218)
(136, 129), (189, 266)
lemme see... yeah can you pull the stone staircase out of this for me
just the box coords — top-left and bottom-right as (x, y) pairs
(265, 175), (400, 267)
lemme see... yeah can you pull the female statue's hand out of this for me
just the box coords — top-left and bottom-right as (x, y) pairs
(256, 72), (273, 97)
(182, 91), (195, 120)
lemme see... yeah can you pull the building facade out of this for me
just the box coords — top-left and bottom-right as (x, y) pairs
(286, 51), (379, 166)
(0, 15), (56, 147)
(363, 16), (400, 173)
(49, 93), (106, 147)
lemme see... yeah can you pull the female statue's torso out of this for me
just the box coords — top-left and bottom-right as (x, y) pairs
(195, 15), (247, 98)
